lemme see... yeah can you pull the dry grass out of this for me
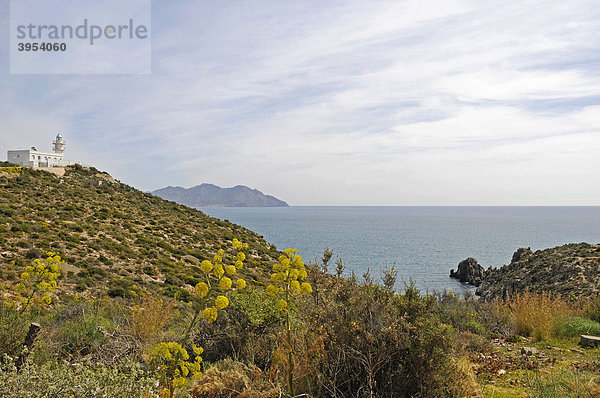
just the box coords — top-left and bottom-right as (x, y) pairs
(190, 359), (279, 398)
(453, 357), (484, 398)
(494, 291), (577, 341)
(128, 296), (174, 343)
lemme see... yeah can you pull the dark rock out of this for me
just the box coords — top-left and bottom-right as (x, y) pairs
(512, 247), (533, 263)
(450, 257), (486, 287)
(580, 335), (600, 348)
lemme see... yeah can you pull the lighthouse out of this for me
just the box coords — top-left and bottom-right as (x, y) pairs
(7, 133), (76, 168)
(53, 133), (66, 154)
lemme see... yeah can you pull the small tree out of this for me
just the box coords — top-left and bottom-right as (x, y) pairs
(335, 256), (344, 277)
(321, 247), (333, 273)
(381, 264), (398, 291)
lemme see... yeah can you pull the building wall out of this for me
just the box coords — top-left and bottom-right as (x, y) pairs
(7, 150), (33, 167)
(7, 150), (65, 168)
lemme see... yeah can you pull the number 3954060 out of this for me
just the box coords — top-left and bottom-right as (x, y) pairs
(18, 42), (67, 51)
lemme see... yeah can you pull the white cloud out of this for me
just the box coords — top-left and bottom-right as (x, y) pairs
(1, 0), (599, 204)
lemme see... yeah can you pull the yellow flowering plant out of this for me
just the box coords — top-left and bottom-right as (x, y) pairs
(14, 252), (62, 314)
(148, 341), (203, 398)
(182, 238), (249, 343)
(152, 239), (249, 397)
(0, 166), (24, 175)
(265, 248), (313, 397)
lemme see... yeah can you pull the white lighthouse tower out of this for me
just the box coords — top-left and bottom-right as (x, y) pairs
(53, 133), (66, 154)
(7, 133), (75, 168)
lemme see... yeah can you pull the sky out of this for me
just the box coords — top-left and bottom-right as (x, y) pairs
(1, 0), (599, 205)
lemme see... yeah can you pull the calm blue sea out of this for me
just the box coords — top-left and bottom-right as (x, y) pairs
(198, 207), (600, 293)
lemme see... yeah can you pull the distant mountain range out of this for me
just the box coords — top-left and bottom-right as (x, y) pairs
(152, 184), (289, 207)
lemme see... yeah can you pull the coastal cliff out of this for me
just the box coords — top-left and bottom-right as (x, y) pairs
(473, 243), (600, 299)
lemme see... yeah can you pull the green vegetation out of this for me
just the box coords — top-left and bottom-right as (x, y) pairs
(0, 165), (279, 302)
(1, 165), (600, 397)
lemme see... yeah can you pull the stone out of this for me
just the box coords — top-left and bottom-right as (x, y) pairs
(450, 257), (486, 286)
(521, 347), (538, 356)
(181, 254), (200, 266)
(579, 335), (600, 348)
(511, 247), (533, 263)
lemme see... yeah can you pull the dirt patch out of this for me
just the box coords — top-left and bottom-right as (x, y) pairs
(38, 167), (66, 177)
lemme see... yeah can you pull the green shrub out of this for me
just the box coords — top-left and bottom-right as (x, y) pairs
(466, 319), (486, 335)
(302, 276), (464, 397)
(584, 294), (600, 323)
(554, 316), (600, 338)
(0, 359), (158, 397)
(58, 315), (107, 358)
(0, 300), (29, 356)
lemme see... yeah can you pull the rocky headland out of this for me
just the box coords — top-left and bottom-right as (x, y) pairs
(451, 243), (600, 300)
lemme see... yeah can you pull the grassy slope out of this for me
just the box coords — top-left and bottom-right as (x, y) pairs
(474, 337), (600, 397)
(0, 164), (279, 301)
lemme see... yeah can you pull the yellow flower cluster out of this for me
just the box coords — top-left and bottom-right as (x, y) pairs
(192, 239), (248, 323)
(0, 166), (23, 175)
(14, 252), (62, 312)
(266, 248), (312, 311)
(149, 342), (203, 393)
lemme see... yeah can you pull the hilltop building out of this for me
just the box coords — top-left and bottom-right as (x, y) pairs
(7, 134), (77, 168)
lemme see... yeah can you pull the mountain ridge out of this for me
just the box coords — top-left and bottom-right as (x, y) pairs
(152, 183), (289, 208)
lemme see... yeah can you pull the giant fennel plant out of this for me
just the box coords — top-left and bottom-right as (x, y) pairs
(266, 248), (313, 397)
(149, 238), (249, 398)
(14, 252), (62, 314)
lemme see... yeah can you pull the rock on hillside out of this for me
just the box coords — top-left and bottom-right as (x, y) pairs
(153, 184), (289, 207)
(476, 243), (600, 300)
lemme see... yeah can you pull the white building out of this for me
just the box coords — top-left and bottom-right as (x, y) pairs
(7, 134), (76, 168)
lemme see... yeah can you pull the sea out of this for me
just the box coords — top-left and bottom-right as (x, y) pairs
(198, 206), (600, 294)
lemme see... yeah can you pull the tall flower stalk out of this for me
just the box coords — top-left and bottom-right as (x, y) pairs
(150, 238), (249, 398)
(266, 248), (313, 397)
(15, 252), (62, 314)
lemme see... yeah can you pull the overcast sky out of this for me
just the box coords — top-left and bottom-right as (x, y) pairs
(1, 0), (599, 205)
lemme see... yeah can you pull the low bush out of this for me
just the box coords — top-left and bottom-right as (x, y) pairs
(302, 278), (466, 397)
(0, 300), (29, 357)
(0, 359), (158, 398)
(584, 294), (600, 323)
(494, 291), (575, 341)
(554, 316), (600, 338)
(129, 296), (174, 344)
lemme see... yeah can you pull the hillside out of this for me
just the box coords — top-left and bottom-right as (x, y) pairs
(0, 164), (280, 301)
(153, 184), (289, 207)
(476, 243), (600, 299)
(3, 165), (600, 398)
